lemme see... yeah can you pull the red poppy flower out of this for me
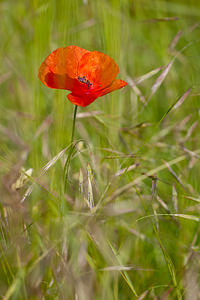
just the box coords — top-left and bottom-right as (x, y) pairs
(38, 45), (127, 107)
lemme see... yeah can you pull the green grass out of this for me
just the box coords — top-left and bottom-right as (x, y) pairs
(1, 0), (200, 299)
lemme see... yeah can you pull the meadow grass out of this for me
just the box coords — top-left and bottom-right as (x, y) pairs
(0, 0), (200, 299)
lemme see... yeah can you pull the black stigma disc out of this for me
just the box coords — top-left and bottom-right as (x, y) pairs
(78, 76), (92, 88)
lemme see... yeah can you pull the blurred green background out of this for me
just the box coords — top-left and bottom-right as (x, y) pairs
(1, 0), (200, 299)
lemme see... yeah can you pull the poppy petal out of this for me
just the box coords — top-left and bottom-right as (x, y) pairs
(67, 93), (97, 107)
(38, 64), (75, 90)
(99, 79), (127, 97)
(78, 51), (119, 89)
(38, 46), (90, 90)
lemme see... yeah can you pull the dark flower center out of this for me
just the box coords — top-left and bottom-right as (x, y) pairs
(78, 75), (92, 88)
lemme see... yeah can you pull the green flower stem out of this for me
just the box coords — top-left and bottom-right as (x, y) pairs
(63, 105), (78, 192)
(71, 105), (78, 146)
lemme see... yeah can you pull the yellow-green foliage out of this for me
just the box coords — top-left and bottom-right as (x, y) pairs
(1, 0), (200, 299)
